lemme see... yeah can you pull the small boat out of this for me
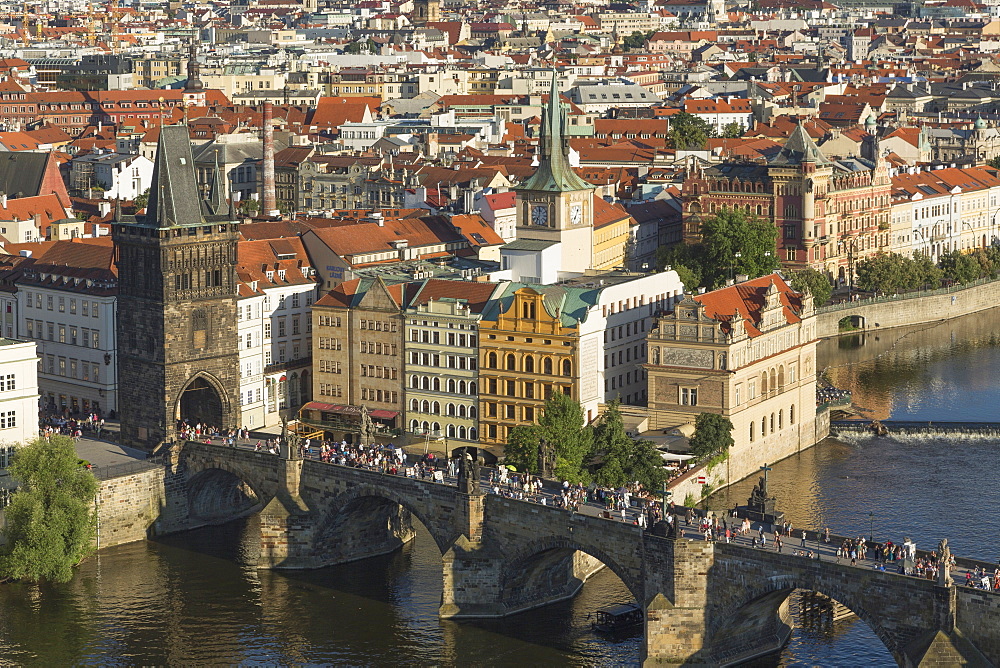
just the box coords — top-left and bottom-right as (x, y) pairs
(592, 602), (643, 634)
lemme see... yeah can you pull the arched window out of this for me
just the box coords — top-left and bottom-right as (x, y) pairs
(524, 356), (534, 373)
(469, 381), (477, 395)
(447, 424), (456, 438)
(458, 404), (467, 418)
(458, 426), (467, 439)
(760, 372), (768, 395)
(562, 359), (572, 376)
(459, 380), (467, 394)
(778, 365), (785, 390)
(469, 427), (478, 441)
(447, 379), (456, 393)
(421, 400), (430, 413)
(446, 403), (455, 416)
(410, 419), (418, 432)
(410, 375), (418, 388)
(432, 401), (440, 414)
(778, 409), (783, 430)
(433, 378), (441, 391)
(469, 405), (478, 418)
(487, 352), (497, 368)
(421, 420), (429, 432)
(770, 412), (775, 432)
(506, 354), (517, 371)
(790, 404), (796, 424)
(761, 416), (767, 437)
(410, 398), (419, 411)
(769, 369), (777, 393)
(651, 347), (659, 364)
(750, 422), (755, 442)
(719, 353), (727, 370)
(421, 376), (430, 390)
(432, 421), (440, 433)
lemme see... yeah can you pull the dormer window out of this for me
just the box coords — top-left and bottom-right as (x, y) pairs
(266, 271), (274, 281)
(278, 270), (286, 280)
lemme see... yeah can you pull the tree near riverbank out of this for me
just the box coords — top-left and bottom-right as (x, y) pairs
(688, 413), (734, 461)
(505, 391), (593, 484)
(0, 436), (98, 583)
(589, 401), (667, 491)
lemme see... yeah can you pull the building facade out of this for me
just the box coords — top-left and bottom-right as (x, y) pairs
(113, 125), (241, 449)
(645, 274), (818, 460)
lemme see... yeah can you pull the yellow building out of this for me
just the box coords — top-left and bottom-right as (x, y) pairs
(592, 197), (633, 270)
(478, 285), (579, 446)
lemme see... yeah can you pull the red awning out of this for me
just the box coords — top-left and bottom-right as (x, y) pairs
(369, 409), (399, 420)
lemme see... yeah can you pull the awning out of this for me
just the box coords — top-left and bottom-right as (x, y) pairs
(369, 409), (399, 420)
(660, 452), (695, 462)
(301, 402), (362, 415)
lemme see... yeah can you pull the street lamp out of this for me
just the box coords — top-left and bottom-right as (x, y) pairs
(731, 251), (741, 283)
(869, 511), (874, 544)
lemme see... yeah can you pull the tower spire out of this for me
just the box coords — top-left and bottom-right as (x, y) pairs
(516, 70), (591, 193)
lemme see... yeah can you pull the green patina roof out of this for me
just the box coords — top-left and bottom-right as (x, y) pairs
(516, 71), (593, 193)
(483, 281), (601, 327)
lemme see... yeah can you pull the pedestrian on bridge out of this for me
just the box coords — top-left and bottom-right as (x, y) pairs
(801, 530), (807, 548)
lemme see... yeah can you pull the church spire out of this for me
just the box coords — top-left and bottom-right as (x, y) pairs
(185, 35), (204, 92)
(517, 70), (592, 193)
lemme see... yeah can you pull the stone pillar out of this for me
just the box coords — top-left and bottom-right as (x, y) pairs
(642, 537), (715, 666)
(257, 458), (314, 569)
(440, 536), (505, 618)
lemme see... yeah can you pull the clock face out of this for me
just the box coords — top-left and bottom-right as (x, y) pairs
(570, 204), (582, 225)
(531, 205), (548, 225)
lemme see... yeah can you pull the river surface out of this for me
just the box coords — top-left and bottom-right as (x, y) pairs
(1, 309), (999, 666)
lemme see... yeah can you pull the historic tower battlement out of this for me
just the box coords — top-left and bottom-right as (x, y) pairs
(113, 125), (240, 450)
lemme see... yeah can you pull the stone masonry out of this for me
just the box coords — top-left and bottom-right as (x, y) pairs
(95, 440), (1000, 667)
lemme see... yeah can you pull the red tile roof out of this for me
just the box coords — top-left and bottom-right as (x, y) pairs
(693, 273), (803, 338)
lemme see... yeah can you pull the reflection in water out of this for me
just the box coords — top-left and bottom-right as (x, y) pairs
(0, 519), (638, 666)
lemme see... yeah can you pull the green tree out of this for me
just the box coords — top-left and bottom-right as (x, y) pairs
(621, 30), (654, 50)
(538, 391), (592, 484)
(0, 436), (98, 583)
(505, 424), (540, 475)
(855, 251), (907, 293)
(667, 112), (714, 151)
(988, 156), (1000, 170)
(133, 187), (150, 212)
(687, 413), (734, 461)
(790, 267), (833, 306)
(939, 250), (983, 284)
(909, 251), (943, 290)
(240, 198), (260, 215)
(699, 207), (780, 288)
(590, 402), (667, 491)
(721, 121), (744, 138)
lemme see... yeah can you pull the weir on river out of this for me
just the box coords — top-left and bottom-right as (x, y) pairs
(831, 420), (1000, 438)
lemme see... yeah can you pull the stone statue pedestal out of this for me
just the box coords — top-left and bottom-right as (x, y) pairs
(742, 475), (784, 527)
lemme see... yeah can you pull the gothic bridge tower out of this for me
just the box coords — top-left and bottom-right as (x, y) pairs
(113, 124), (240, 450)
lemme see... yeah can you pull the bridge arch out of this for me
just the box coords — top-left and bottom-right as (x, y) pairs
(313, 482), (456, 561)
(708, 574), (900, 662)
(499, 536), (643, 613)
(175, 370), (232, 428)
(186, 467), (264, 524)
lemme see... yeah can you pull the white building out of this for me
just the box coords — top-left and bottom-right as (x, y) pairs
(0, 337), (41, 501)
(16, 241), (119, 417)
(236, 238), (319, 429)
(95, 154), (155, 201)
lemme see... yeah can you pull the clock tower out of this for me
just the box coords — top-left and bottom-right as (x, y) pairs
(514, 71), (596, 275)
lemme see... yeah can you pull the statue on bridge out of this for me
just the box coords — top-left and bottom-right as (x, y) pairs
(537, 438), (555, 479)
(937, 538), (952, 586)
(279, 416), (301, 460)
(457, 451), (482, 495)
(359, 406), (377, 447)
(743, 463), (784, 526)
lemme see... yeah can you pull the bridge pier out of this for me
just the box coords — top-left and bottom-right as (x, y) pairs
(257, 457), (314, 569)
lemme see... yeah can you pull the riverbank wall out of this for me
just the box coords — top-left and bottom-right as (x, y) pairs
(815, 277), (1000, 338)
(94, 465), (169, 550)
(667, 407), (830, 506)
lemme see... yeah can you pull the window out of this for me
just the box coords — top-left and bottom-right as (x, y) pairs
(505, 404), (516, 419)
(58, 297), (65, 312)
(3, 374), (12, 391)
(680, 387), (698, 406)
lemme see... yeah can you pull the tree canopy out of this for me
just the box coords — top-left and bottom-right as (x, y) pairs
(505, 391), (593, 484)
(721, 122), (744, 138)
(659, 207), (781, 290)
(687, 413), (735, 460)
(590, 401), (666, 491)
(667, 112), (715, 151)
(0, 436), (98, 583)
(790, 267), (833, 306)
(854, 251), (942, 293)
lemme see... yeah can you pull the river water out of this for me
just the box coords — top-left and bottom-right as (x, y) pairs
(1, 309), (998, 666)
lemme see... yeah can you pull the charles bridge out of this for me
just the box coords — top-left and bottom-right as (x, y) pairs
(107, 440), (1000, 666)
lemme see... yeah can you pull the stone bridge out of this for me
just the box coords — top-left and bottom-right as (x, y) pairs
(146, 441), (999, 667)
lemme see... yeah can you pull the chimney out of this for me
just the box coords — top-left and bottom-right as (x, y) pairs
(262, 102), (278, 217)
(0, 193), (6, 208)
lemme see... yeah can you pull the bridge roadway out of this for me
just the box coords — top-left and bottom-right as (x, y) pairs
(203, 435), (996, 589)
(165, 439), (1000, 666)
